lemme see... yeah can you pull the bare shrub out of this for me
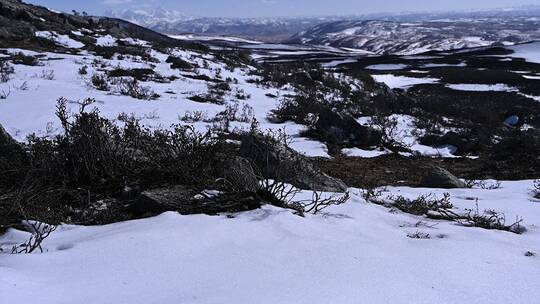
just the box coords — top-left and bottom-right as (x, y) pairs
(40, 69), (55, 80)
(112, 77), (159, 100)
(390, 193), (454, 216)
(11, 221), (57, 254)
(179, 110), (208, 123)
(370, 115), (410, 152)
(460, 204), (525, 234)
(256, 179), (349, 216)
(78, 65), (88, 75)
(407, 231), (431, 239)
(0, 86), (10, 99)
(368, 192), (525, 234)
(15, 81), (28, 91)
(465, 180), (501, 190)
(91, 73), (109, 91)
(213, 102), (254, 123)
(0, 60), (14, 82)
(534, 180), (540, 199)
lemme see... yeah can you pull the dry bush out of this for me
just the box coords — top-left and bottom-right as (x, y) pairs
(0, 60), (14, 82)
(40, 69), (55, 80)
(0, 86), (10, 99)
(369, 114), (410, 152)
(112, 77), (159, 100)
(179, 110), (209, 123)
(20, 98), (222, 197)
(390, 193), (454, 216)
(465, 180), (501, 190)
(534, 180), (540, 199)
(256, 179), (349, 216)
(78, 65), (88, 75)
(91, 73), (109, 91)
(407, 231), (431, 239)
(367, 192), (525, 234)
(10, 221), (57, 254)
(460, 204), (525, 234)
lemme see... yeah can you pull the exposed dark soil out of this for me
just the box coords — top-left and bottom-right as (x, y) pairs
(315, 154), (540, 189)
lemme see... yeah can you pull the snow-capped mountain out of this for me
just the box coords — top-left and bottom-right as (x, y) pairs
(287, 17), (540, 55)
(104, 8), (193, 27)
(104, 9), (342, 42)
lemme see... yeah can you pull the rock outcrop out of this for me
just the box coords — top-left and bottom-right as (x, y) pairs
(419, 166), (467, 189)
(239, 134), (348, 192)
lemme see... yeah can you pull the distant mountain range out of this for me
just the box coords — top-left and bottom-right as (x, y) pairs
(287, 17), (540, 55)
(104, 8), (341, 42)
(104, 6), (540, 54)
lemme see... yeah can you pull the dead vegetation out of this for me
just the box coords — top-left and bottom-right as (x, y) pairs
(0, 60), (14, 83)
(0, 97), (349, 236)
(366, 191), (525, 234)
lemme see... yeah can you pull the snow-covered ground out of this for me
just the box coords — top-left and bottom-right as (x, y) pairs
(446, 83), (514, 92)
(506, 42), (540, 64)
(366, 64), (408, 70)
(372, 74), (439, 89)
(0, 47), (326, 157)
(2, 180), (539, 304)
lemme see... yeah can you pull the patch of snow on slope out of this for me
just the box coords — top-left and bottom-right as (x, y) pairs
(507, 42), (540, 64)
(446, 83), (514, 92)
(372, 74), (439, 89)
(1, 180), (539, 303)
(366, 64), (408, 70)
(35, 31), (85, 49)
(96, 35), (118, 47)
(342, 148), (389, 158)
(0, 48), (329, 158)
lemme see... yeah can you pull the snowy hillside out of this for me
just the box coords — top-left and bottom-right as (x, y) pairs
(2, 181), (540, 304)
(104, 9), (342, 42)
(288, 18), (540, 55)
(104, 8), (193, 27)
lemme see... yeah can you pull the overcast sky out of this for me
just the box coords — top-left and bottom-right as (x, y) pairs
(27, 0), (540, 17)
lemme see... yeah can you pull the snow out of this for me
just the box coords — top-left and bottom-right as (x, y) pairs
(170, 34), (262, 44)
(356, 114), (461, 158)
(342, 147), (389, 158)
(446, 83), (514, 92)
(421, 62), (466, 68)
(1, 180), (539, 303)
(372, 74), (439, 89)
(95, 35), (118, 47)
(0, 48), (330, 158)
(322, 58), (358, 67)
(35, 31), (85, 49)
(506, 42), (540, 64)
(366, 64), (408, 70)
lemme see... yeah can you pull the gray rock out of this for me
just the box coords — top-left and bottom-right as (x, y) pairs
(0, 123), (16, 146)
(239, 134), (347, 192)
(419, 166), (467, 189)
(215, 154), (260, 193)
(133, 185), (261, 216)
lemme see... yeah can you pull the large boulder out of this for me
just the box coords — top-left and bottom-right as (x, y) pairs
(214, 154), (259, 192)
(313, 107), (382, 149)
(238, 134), (348, 192)
(419, 166), (467, 189)
(0, 123), (26, 173)
(420, 131), (480, 155)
